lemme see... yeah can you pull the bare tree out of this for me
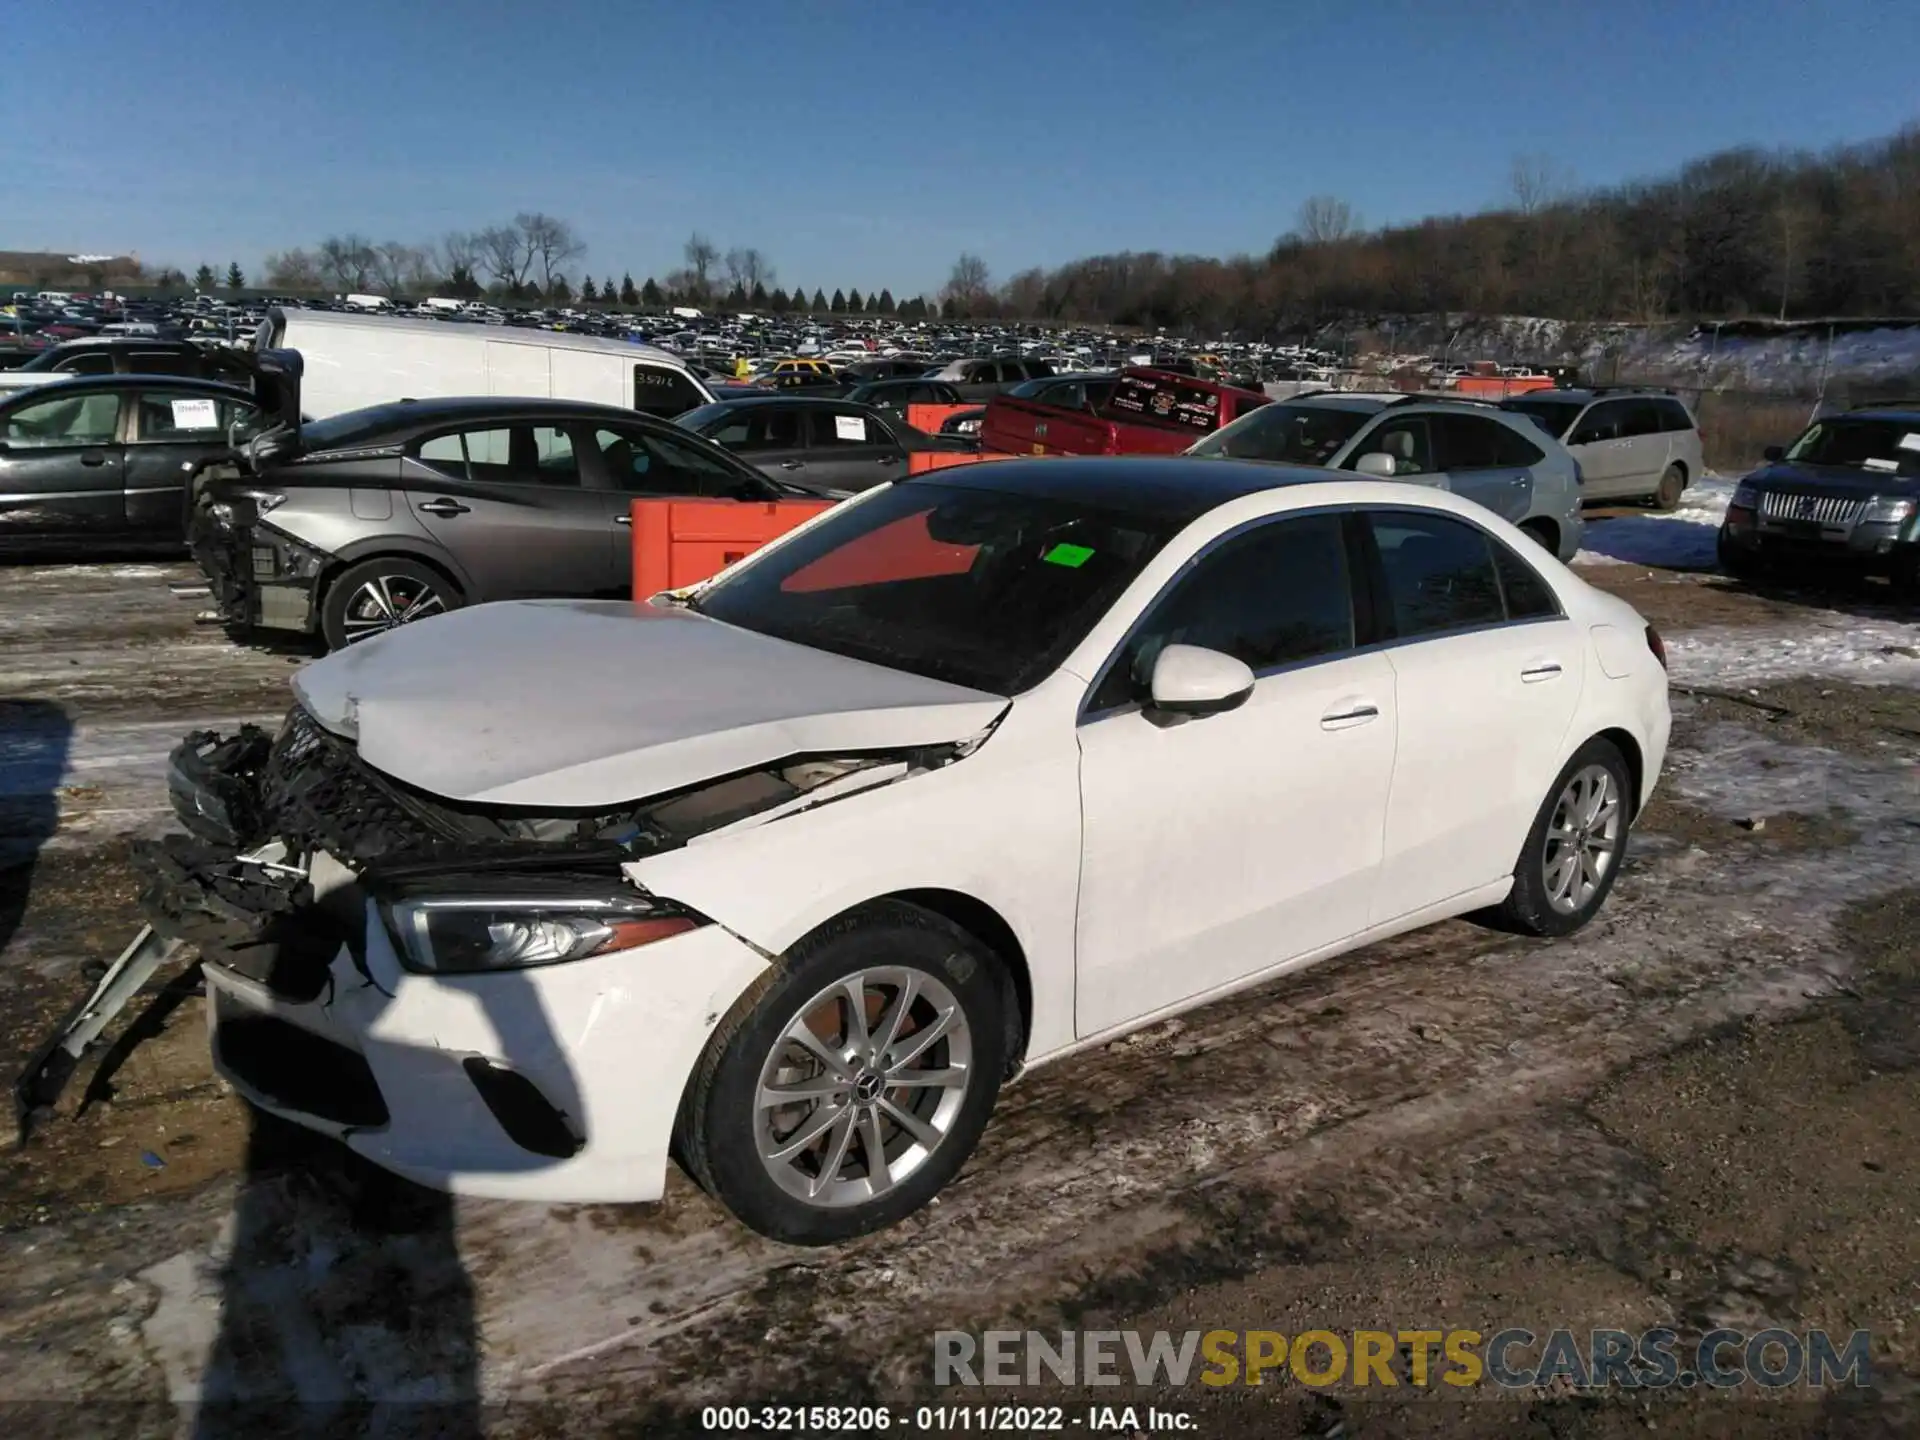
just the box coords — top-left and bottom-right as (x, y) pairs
(440, 230), (484, 277)
(476, 224), (533, 289)
(1773, 194), (1814, 320)
(683, 233), (719, 294)
(942, 253), (992, 315)
(262, 248), (323, 291)
(370, 241), (422, 296)
(518, 212), (585, 291)
(1510, 153), (1571, 216)
(317, 234), (376, 291)
(724, 247), (775, 293)
(1296, 196), (1358, 245)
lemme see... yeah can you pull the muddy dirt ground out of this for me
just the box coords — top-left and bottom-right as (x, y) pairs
(1, 546), (1917, 1438)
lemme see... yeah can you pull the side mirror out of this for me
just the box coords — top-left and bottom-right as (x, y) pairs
(1762, 445), (1784, 462)
(1147, 644), (1255, 719)
(1353, 451), (1398, 478)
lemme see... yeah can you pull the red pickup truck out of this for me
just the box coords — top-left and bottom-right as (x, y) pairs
(980, 367), (1270, 457)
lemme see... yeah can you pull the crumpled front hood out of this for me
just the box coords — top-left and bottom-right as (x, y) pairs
(291, 600), (1008, 807)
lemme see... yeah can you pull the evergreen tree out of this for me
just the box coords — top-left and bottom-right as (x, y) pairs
(620, 272), (638, 305)
(750, 280), (769, 307)
(641, 277), (663, 307)
(847, 287), (864, 312)
(830, 288), (847, 312)
(769, 287), (790, 312)
(878, 288), (896, 314)
(194, 264), (216, 289)
(812, 288), (828, 311)
(550, 276), (573, 302)
(224, 262), (245, 289)
(581, 277), (599, 302)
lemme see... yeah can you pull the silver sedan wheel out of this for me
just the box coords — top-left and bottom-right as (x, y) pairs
(340, 574), (446, 643)
(1543, 763), (1621, 914)
(753, 966), (973, 1209)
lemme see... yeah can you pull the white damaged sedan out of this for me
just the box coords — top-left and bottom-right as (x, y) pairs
(136, 458), (1669, 1243)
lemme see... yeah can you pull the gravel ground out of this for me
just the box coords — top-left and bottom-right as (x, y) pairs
(0, 539), (1916, 1438)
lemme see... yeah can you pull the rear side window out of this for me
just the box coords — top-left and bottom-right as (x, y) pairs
(1089, 514), (1354, 711)
(632, 363), (707, 418)
(1369, 511), (1506, 638)
(1656, 398), (1695, 433)
(1022, 360), (1055, 379)
(1490, 421), (1545, 467)
(1618, 400), (1664, 438)
(130, 350), (195, 377)
(530, 426), (580, 486)
(54, 352), (115, 376)
(1569, 401), (1625, 445)
(1492, 541), (1560, 620)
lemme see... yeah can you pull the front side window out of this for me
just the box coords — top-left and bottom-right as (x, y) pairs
(692, 481), (1178, 694)
(632, 363), (707, 417)
(4, 390), (120, 447)
(1568, 401), (1627, 445)
(136, 391), (252, 440)
(807, 409), (875, 447)
(1348, 417), (1433, 476)
(1617, 400), (1664, 439)
(1369, 511), (1506, 638)
(1429, 414), (1513, 472)
(1088, 514), (1355, 713)
(1188, 402), (1372, 466)
(594, 426), (756, 497)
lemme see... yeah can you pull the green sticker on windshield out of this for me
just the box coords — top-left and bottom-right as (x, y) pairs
(1043, 542), (1095, 568)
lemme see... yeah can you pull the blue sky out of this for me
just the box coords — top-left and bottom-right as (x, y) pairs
(4, 0), (1917, 297)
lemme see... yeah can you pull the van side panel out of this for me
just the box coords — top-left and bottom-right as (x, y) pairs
(550, 349), (623, 408)
(486, 341), (551, 398)
(281, 315), (483, 417)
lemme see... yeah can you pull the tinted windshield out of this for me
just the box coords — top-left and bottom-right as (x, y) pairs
(1500, 397), (1585, 439)
(1785, 417), (1920, 477)
(1187, 403), (1373, 465)
(692, 480), (1178, 693)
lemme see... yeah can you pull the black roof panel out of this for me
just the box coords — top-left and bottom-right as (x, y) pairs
(915, 455), (1327, 522)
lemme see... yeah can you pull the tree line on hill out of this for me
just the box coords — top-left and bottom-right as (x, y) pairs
(153, 126), (1917, 332)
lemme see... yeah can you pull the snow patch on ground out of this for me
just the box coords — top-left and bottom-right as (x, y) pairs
(1576, 475), (1734, 569)
(1667, 617), (1920, 689)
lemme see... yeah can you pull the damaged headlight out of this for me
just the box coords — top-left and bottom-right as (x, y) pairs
(384, 887), (704, 973)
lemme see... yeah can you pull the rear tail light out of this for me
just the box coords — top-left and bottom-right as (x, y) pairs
(1645, 624), (1668, 670)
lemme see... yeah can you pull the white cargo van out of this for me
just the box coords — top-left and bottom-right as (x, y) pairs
(256, 307), (718, 419)
(342, 294), (395, 312)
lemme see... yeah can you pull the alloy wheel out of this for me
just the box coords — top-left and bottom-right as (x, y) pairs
(1542, 763), (1621, 914)
(753, 966), (973, 1208)
(339, 574), (446, 643)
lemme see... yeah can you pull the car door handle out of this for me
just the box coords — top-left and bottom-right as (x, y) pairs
(779, 460), (805, 470)
(1520, 661), (1563, 682)
(1509, 476), (1529, 486)
(417, 498), (470, 516)
(80, 450), (108, 467)
(1320, 702), (1380, 730)
(614, 513), (632, 526)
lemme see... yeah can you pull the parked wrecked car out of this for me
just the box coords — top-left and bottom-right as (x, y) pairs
(30, 458), (1670, 1244)
(193, 392), (796, 650)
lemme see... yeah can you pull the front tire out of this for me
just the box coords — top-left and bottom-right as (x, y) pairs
(678, 901), (1007, 1245)
(1489, 738), (1632, 937)
(319, 557), (459, 651)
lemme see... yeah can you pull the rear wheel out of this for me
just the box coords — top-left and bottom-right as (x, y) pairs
(319, 557), (459, 651)
(678, 901), (1006, 1244)
(1651, 463), (1686, 511)
(1519, 519), (1557, 553)
(1489, 737), (1632, 937)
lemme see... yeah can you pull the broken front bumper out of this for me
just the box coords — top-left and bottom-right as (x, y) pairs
(189, 503), (326, 634)
(21, 720), (772, 1203)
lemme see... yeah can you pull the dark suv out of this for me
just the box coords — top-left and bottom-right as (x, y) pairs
(196, 395), (791, 650)
(1718, 403), (1920, 595)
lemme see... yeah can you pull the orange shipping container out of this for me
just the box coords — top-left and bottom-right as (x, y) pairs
(629, 496), (834, 600)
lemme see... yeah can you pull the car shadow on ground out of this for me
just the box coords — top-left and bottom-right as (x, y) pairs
(0, 698), (72, 962)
